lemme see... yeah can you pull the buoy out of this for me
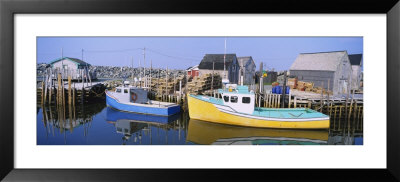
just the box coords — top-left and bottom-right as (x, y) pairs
(131, 92), (138, 102)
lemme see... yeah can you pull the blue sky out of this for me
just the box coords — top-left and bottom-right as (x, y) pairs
(37, 37), (363, 71)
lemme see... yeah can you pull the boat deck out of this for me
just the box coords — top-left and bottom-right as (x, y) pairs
(253, 107), (326, 119)
(107, 90), (178, 108)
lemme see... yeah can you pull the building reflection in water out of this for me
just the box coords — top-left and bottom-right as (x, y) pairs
(38, 102), (362, 145)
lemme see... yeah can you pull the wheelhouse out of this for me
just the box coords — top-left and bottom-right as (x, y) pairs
(219, 84), (255, 114)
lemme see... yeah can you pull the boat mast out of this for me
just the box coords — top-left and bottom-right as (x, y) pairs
(131, 56), (134, 84)
(224, 38), (226, 80)
(143, 47), (146, 87)
(139, 58), (141, 87)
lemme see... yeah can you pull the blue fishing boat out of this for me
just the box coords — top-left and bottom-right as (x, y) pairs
(106, 85), (180, 116)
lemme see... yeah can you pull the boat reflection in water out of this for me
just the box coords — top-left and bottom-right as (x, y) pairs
(187, 119), (329, 145)
(106, 107), (183, 145)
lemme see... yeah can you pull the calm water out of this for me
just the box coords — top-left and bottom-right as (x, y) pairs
(37, 102), (363, 145)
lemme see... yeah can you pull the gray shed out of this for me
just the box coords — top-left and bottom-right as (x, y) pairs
(237, 56), (256, 85)
(348, 54), (363, 91)
(289, 51), (352, 95)
(198, 54), (239, 84)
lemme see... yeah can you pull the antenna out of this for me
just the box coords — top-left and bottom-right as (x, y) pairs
(131, 56), (134, 84)
(224, 38), (226, 79)
(61, 47), (64, 68)
(139, 59), (141, 82)
(143, 47), (146, 78)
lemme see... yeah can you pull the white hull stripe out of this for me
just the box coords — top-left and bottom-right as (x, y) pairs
(215, 136), (327, 144)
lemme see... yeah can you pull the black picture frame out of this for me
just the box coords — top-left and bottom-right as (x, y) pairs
(1, 0), (399, 181)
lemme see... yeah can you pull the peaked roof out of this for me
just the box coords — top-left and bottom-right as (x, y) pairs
(348, 54), (363, 66)
(290, 51), (348, 71)
(186, 65), (199, 71)
(49, 57), (90, 66)
(237, 56), (255, 67)
(198, 54), (237, 70)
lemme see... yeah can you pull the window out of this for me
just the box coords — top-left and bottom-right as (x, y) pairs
(116, 89), (121, 93)
(223, 95), (229, 102)
(230, 96), (238, 103)
(124, 89), (128, 93)
(242, 97), (251, 104)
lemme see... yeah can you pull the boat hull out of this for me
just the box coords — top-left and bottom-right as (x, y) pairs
(106, 91), (180, 116)
(187, 94), (329, 129)
(106, 107), (180, 124)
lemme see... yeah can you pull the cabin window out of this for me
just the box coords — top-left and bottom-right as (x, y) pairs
(116, 89), (121, 93)
(242, 97), (251, 104)
(230, 96), (238, 103)
(124, 89), (128, 93)
(223, 95), (229, 102)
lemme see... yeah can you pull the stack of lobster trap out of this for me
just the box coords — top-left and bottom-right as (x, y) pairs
(187, 73), (221, 94)
(150, 74), (186, 95)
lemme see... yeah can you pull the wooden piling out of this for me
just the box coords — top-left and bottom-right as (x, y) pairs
(320, 81), (324, 112)
(294, 96), (297, 108)
(327, 79), (330, 114)
(41, 81), (45, 105)
(48, 84), (52, 105)
(57, 73), (62, 107)
(73, 83), (75, 108)
(68, 76), (72, 105)
(44, 75), (48, 105)
(277, 95), (281, 108)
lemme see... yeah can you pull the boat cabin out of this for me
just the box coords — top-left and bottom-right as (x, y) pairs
(114, 86), (149, 104)
(219, 84), (255, 114)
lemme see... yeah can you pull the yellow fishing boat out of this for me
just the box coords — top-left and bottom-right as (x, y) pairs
(187, 119), (329, 145)
(187, 84), (329, 129)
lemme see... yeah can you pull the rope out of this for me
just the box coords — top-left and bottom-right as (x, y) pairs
(89, 89), (106, 97)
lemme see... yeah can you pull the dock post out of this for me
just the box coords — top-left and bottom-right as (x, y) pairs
(41, 81), (44, 105)
(294, 96), (297, 108)
(277, 94), (281, 108)
(179, 80), (182, 97)
(320, 81), (324, 112)
(57, 73), (62, 107)
(327, 79), (330, 114)
(68, 76), (72, 106)
(73, 83), (76, 108)
(49, 80), (52, 105)
(281, 70), (287, 108)
(44, 75), (48, 106)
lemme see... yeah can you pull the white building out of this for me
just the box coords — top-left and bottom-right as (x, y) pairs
(49, 57), (97, 80)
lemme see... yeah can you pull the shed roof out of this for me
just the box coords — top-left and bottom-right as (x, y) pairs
(198, 54), (237, 70)
(348, 54), (362, 66)
(186, 65), (199, 71)
(237, 56), (255, 67)
(290, 51), (347, 71)
(49, 57), (90, 66)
